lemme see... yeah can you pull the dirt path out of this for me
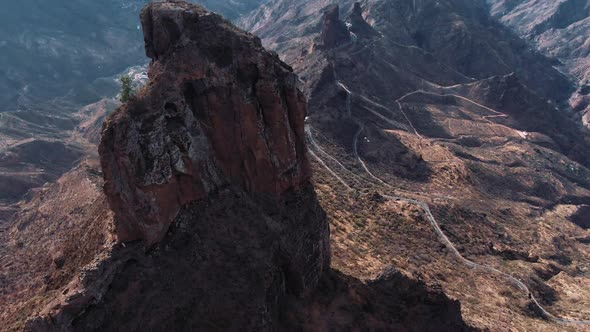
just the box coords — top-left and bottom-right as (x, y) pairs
(306, 75), (589, 325)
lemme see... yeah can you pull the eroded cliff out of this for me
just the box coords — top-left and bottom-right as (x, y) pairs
(102, 1), (314, 246)
(13, 2), (473, 331)
(25, 2), (330, 330)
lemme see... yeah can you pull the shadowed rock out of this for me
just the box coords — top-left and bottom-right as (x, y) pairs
(102, 1), (315, 246)
(320, 5), (350, 48)
(25, 2), (330, 330)
(347, 2), (378, 38)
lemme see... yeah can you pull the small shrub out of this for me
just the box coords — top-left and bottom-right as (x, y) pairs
(353, 216), (367, 229)
(119, 75), (134, 103)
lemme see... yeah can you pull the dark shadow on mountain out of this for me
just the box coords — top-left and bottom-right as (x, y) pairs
(404, 104), (454, 139)
(281, 268), (478, 332)
(355, 123), (433, 182)
(66, 189), (474, 332)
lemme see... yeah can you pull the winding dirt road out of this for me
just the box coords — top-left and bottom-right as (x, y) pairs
(307, 124), (590, 326)
(305, 79), (590, 326)
(395, 89), (529, 139)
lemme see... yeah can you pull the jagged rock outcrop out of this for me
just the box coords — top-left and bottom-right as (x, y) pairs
(18, 2), (330, 331)
(102, 1), (314, 246)
(320, 5), (350, 48)
(347, 2), (378, 38)
(487, 0), (590, 127)
(29, 1), (330, 330)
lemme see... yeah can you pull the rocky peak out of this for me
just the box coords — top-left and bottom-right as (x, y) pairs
(50, 1), (333, 329)
(320, 5), (350, 48)
(101, 0), (315, 246)
(20, 4), (330, 329)
(347, 2), (378, 38)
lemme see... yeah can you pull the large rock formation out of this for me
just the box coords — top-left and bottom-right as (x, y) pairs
(347, 2), (378, 38)
(19, 2), (330, 331)
(61, 1), (329, 330)
(320, 5), (350, 48)
(101, 0), (315, 246)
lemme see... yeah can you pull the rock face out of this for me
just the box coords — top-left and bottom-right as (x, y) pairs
(243, 0), (590, 329)
(66, 1), (331, 330)
(320, 5), (350, 48)
(487, 0), (590, 128)
(101, 1), (313, 246)
(347, 2), (378, 38)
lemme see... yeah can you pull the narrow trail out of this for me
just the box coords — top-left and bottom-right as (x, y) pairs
(397, 89), (503, 115)
(307, 73), (590, 326)
(335, 80), (421, 137)
(306, 126), (368, 185)
(306, 137), (352, 191)
(356, 93), (411, 131)
(394, 99), (423, 138)
(353, 125), (391, 188)
(334, 81), (511, 140)
(308, 123), (590, 326)
(396, 89), (530, 139)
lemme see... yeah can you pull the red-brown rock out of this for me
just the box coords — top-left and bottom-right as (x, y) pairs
(320, 5), (350, 48)
(22, 2), (330, 330)
(100, 1), (312, 246)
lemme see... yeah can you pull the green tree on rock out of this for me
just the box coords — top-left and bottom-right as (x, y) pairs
(119, 75), (134, 103)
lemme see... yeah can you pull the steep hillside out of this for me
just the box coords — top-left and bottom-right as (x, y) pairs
(487, 0), (590, 128)
(1, 3), (472, 331)
(246, 0), (590, 330)
(0, 160), (114, 331)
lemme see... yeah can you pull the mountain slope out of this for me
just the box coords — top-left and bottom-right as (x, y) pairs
(244, 0), (573, 103)
(245, 0), (590, 330)
(2, 3), (472, 331)
(0, 0), (266, 222)
(486, 0), (590, 129)
(0, 0), (266, 112)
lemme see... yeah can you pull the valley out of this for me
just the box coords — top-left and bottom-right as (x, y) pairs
(1, 0), (589, 331)
(0, 1), (264, 223)
(247, 0), (590, 329)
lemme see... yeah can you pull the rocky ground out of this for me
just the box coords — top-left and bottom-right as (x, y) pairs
(0, 159), (114, 331)
(486, 0), (590, 129)
(1, 0), (590, 331)
(247, 0), (590, 330)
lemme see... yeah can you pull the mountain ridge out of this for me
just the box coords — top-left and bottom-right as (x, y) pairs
(1, 0), (589, 331)
(486, 0), (590, 129)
